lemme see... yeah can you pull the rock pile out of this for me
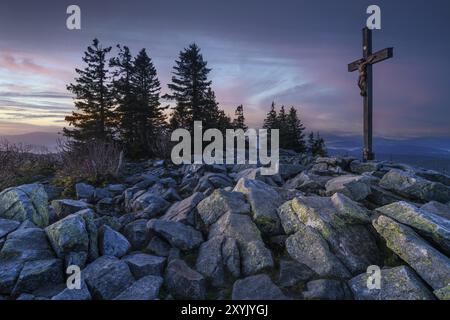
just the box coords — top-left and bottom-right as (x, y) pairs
(1, 154), (450, 300)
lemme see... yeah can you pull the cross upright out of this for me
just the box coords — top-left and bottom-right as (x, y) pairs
(348, 27), (393, 161)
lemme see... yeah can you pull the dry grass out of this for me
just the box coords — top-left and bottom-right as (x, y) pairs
(55, 139), (123, 186)
(0, 139), (57, 190)
(148, 128), (172, 159)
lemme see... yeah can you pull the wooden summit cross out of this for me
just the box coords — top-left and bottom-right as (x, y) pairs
(348, 27), (393, 161)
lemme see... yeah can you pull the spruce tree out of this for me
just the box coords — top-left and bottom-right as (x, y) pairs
(232, 105), (247, 130)
(217, 109), (232, 133)
(313, 132), (327, 157)
(277, 105), (289, 148)
(110, 45), (136, 149)
(202, 88), (221, 129)
(65, 39), (114, 144)
(132, 48), (164, 157)
(308, 132), (315, 153)
(308, 132), (327, 156)
(165, 43), (212, 130)
(263, 102), (278, 130)
(285, 106), (306, 152)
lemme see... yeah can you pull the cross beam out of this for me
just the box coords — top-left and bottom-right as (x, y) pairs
(348, 47), (393, 72)
(348, 27), (393, 161)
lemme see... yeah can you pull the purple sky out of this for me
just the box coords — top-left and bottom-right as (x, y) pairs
(0, 0), (449, 139)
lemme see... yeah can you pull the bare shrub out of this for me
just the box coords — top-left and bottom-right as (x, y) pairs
(0, 139), (56, 190)
(56, 139), (123, 185)
(149, 128), (172, 159)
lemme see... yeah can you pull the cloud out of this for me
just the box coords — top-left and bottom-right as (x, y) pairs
(0, 53), (51, 76)
(0, 120), (61, 135)
(0, 91), (70, 99)
(0, 0), (449, 139)
(0, 50), (74, 83)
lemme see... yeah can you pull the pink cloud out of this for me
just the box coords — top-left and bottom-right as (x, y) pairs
(0, 53), (51, 75)
(0, 50), (74, 82)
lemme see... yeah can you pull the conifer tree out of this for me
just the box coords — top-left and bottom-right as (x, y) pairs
(110, 45), (135, 148)
(308, 132), (315, 153)
(202, 88), (220, 129)
(285, 106), (306, 152)
(232, 105), (247, 130)
(165, 43), (212, 130)
(263, 102), (278, 130)
(217, 109), (232, 133)
(308, 132), (327, 156)
(313, 132), (327, 157)
(132, 48), (165, 157)
(110, 47), (164, 157)
(64, 39), (114, 144)
(277, 105), (289, 148)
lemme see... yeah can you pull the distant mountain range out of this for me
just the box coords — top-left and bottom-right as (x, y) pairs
(0, 132), (63, 151)
(323, 134), (450, 157)
(323, 133), (450, 173)
(1, 131), (449, 172)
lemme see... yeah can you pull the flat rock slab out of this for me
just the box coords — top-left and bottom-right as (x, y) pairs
(197, 189), (250, 226)
(161, 192), (204, 226)
(285, 170), (332, 191)
(421, 201), (450, 220)
(114, 275), (163, 300)
(75, 183), (95, 202)
(165, 259), (205, 300)
(277, 200), (302, 235)
(0, 260), (25, 295)
(82, 256), (135, 300)
(350, 160), (382, 174)
(0, 227), (54, 264)
(51, 199), (90, 220)
(232, 274), (287, 300)
(376, 201), (450, 254)
(147, 219), (203, 251)
(99, 225), (131, 258)
(348, 266), (435, 300)
(325, 175), (372, 201)
(380, 169), (450, 203)
(51, 282), (92, 300)
(195, 235), (240, 287)
(145, 236), (171, 257)
(303, 279), (352, 300)
(209, 212), (273, 276)
(415, 169), (450, 187)
(434, 285), (450, 300)
(233, 178), (283, 236)
(13, 259), (64, 296)
(122, 253), (166, 278)
(373, 215), (450, 290)
(286, 225), (350, 279)
(278, 260), (316, 288)
(0, 218), (20, 238)
(0, 183), (48, 227)
(45, 209), (98, 266)
(131, 192), (169, 216)
(123, 219), (150, 250)
(290, 194), (380, 274)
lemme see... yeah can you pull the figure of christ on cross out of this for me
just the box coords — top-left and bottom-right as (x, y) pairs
(348, 27), (393, 161)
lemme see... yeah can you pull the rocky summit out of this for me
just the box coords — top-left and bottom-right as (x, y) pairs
(1, 153), (450, 300)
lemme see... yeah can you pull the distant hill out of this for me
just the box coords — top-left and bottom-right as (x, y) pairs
(1, 131), (449, 173)
(324, 134), (450, 173)
(0, 132), (62, 151)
